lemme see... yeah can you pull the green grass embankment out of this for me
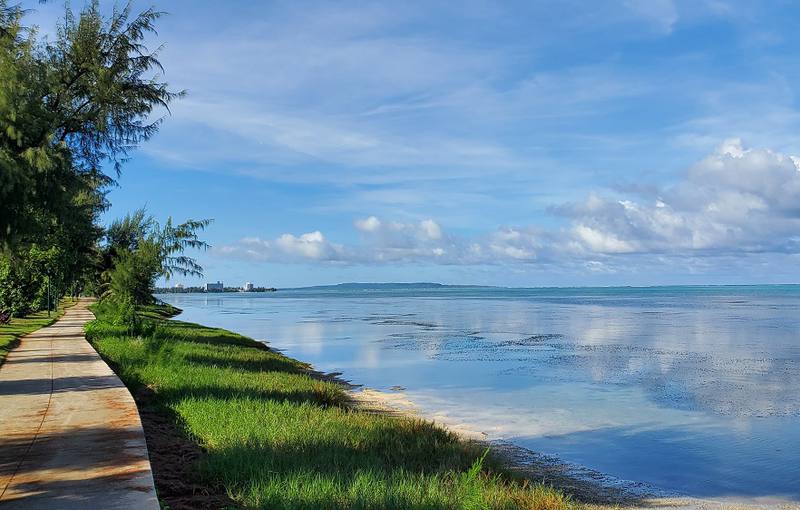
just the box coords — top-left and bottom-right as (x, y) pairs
(0, 298), (78, 365)
(86, 301), (573, 510)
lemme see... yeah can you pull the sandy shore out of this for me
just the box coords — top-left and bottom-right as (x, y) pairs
(350, 387), (800, 510)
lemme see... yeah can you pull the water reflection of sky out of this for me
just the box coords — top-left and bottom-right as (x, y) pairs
(160, 287), (800, 500)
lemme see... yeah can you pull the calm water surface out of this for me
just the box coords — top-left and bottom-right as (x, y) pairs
(158, 285), (800, 500)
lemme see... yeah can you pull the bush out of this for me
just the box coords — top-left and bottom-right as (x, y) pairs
(96, 295), (155, 337)
(89, 291), (154, 338)
(110, 295), (141, 333)
(103, 241), (161, 306)
(0, 245), (64, 316)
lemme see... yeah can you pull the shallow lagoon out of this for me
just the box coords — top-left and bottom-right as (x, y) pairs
(159, 285), (800, 500)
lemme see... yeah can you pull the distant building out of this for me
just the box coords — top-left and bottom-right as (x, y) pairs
(174, 283), (184, 289)
(244, 282), (254, 292)
(205, 281), (224, 292)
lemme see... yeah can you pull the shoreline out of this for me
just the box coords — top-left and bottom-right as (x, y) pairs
(347, 387), (800, 510)
(149, 303), (800, 509)
(89, 304), (578, 508)
(348, 386), (657, 507)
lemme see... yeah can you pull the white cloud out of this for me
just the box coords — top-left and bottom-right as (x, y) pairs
(228, 232), (345, 262)
(354, 216), (381, 232)
(563, 139), (800, 255)
(573, 224), (638, 254)
(219, 141), (800, 269)
(718, 137), (746, 157)
(487, 228), (539, 261)
(276, 231), (333, 259)
(221, 217), (542, 265)
(139, 1), (689, 189)
(420, 219), (443, 240)
(355, 217), (446, 250)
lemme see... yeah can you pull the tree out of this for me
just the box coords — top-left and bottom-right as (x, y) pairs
(0, 0), (182, 248)
(154, 217), (213, 280)
(0, 1), (183, 315)
(101, 209), (211, 305)
(105, 241), (161, 306)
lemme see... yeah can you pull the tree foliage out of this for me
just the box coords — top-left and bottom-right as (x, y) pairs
(0, 245), (64, 315)
(0, 1), (195, 318)
(101, 209), (211, 306)
(45, 2), (183, 173)
(0, 0), (181, 247)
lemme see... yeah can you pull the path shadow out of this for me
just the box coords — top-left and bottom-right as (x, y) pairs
(0, 374), (120, 396)
(0, 470), (155, 510)
(0, 426), (146, 479)
(3, 354), (100, 365)
(22, 332), (95, 340)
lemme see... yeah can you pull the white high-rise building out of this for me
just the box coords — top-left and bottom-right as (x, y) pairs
(244, 282), (254, 292)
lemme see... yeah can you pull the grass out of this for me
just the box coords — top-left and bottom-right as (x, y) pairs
(85, 301), (574, 510)
(0, 298), (78, 365)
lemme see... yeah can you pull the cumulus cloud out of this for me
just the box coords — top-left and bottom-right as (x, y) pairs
(219, 141), (800, 268)
(275, 231), (341, 260)
(354, 217), (446, 251)
(487, 228), (541, 260)
(354, 216), (381, 232)
(563, 139), (800, 255)
(222, 232), (345, 262)
(420, 219), (443, 240)
(221, 217), (542, 265)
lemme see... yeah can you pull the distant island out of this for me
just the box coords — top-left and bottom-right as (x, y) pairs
(286, 282), (494, 290)
(155, 286), (277, 294)
(154, 282), (494, 295)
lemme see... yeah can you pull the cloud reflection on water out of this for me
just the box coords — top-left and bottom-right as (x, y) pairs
(161, 288), (800, 499)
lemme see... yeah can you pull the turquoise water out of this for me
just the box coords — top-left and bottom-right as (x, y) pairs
(159, 285), (800, 500)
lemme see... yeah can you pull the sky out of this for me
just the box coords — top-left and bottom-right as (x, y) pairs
(26, 1), (800, 287)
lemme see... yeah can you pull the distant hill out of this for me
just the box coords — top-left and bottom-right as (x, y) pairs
(286, 282), (492, 291)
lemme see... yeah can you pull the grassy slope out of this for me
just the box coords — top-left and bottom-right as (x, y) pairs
(86, 302), (573, 510)
(0, 298), (77, 365)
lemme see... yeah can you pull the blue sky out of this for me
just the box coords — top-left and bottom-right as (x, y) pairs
(29, 1), (800, 287)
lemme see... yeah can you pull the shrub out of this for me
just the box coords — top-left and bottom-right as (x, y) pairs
(0, 245), (64, 316)
(103, 242), (161, 306)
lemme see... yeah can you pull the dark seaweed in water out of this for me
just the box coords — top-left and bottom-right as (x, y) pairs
(364, 314), (439, 329)
(499, 334), (564, 347)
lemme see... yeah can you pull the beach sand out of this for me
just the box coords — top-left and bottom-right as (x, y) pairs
(350, 387), (800, 510)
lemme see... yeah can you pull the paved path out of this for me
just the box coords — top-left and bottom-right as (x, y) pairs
(0, 300), (159, 509)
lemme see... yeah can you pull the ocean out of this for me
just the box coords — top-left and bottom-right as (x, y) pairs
(158, 284), (800, 501)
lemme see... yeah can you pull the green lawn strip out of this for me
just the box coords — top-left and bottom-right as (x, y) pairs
(85, 302), (574, 510)
(0, 298), (78, 366)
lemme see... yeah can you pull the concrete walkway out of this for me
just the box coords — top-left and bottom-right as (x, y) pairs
(0, 300), (159, 509)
